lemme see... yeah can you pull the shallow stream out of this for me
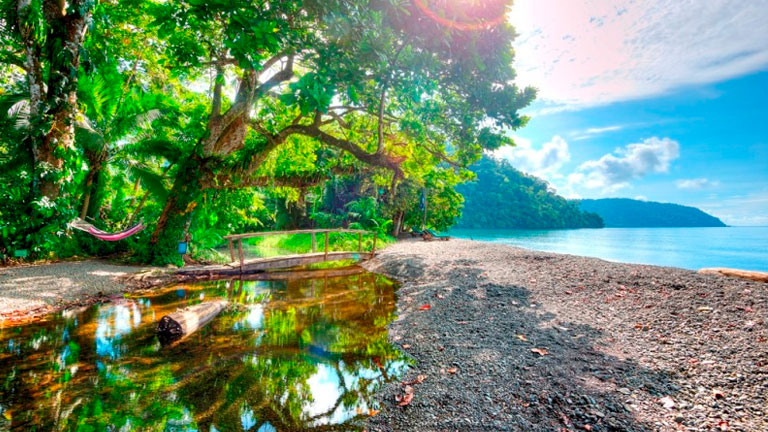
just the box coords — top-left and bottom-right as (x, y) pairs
(0, 267), (407, 431)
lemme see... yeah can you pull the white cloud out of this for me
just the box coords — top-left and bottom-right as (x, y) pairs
(509, 0), (768, 110)
(491, 135), (570, 180)
(571, 137), (680, 192)
(571, 124), (624, 140)
(585, 126), (623, 135)
(634, 195), (649, 201)
(676, 178), (720, 189)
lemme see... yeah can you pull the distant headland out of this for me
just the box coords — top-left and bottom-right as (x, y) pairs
(577, 198), (727, 228)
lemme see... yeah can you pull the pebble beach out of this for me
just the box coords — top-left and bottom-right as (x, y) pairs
(363, 239), (767, 431)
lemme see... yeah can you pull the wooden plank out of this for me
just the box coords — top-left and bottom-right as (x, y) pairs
(324, 231), (329, 259)
(240, 266), (366, 281)
(241, 252), (359, 272)
(358, 232), (362, 252)
(176, 252), (366, 276)
(311, 232), (316, 252)
(237, 239), (244, 272)
(223, 228), (370, 241)
(698, 267), (768, 283)
(228, 239), (235, 262)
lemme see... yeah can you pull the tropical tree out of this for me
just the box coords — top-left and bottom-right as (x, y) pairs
(1, 0), (535, 263)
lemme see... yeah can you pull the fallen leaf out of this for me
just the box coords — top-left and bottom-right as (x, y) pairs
(435, 293), (444, 299)
(583, 425), (592, 431)
(717, 420), (729, 431)
(397, 385), (414, 406)
(447, 367), (458, 374)
(402, 375), (426, 385)
(418, 304), (431, 311)
(369, 409), (380, 416)
(516, 334), (528, 342)
(401, 344), (411, 349)
(530, 348), (549, 356)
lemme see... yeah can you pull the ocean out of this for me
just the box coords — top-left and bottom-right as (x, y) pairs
(449, 227), (768, 272)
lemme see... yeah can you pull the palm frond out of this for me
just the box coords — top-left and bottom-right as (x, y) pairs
(128, 165), (170, 201)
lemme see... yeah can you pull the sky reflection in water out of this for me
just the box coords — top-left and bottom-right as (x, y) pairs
(0, 267), (407, 431)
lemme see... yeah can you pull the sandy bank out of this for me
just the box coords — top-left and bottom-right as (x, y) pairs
(363, 239), (767, 431)
(0, 260), (154, 322)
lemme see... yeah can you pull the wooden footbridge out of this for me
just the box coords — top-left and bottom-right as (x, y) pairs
(178, 228), (377, 276)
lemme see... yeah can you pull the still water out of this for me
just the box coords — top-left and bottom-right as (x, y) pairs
(451, 227), (768, 271)
(0, 267), (408, 431)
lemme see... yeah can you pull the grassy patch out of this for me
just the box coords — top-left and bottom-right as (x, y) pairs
(198, 231), (395, 265)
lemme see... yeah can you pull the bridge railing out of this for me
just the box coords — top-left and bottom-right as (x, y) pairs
(222, 228), (378, 270)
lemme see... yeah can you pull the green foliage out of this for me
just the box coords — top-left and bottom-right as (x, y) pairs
(578, 198), (726, 228)
(458, 156), (604, 229)
(0, 0), (534, 263)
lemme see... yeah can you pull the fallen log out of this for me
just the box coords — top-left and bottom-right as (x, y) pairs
(698, 267), (768, 283)
(157, 300), (228, 345)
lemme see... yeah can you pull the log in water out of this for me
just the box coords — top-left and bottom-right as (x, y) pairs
(156, 300), (228, 345)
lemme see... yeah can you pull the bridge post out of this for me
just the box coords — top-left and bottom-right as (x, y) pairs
(311, 232), (317, 253)
(324, 231), (329, 259)
(371, 232), (378, 257)
(237, 239), (244, 272)
(228, 239), (235, 262)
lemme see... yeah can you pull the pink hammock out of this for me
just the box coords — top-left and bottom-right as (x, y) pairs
(69, 219), (145, 241)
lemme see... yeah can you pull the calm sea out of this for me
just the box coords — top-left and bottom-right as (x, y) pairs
(449, 227), (768, 271)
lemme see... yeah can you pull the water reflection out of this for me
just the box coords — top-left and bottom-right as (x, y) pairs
(0, 267), (407, 431)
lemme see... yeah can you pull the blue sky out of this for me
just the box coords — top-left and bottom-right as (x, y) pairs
(495, 0), (768, 225)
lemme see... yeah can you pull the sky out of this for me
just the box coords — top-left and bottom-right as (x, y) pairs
(493, 0), (768, 226)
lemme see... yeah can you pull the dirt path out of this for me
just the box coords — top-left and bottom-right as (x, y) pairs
(363, 239), (767, 432)
(0, 260), (154, 321)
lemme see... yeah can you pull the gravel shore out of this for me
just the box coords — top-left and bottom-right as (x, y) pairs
(0, 260), (152, 321)
(363, 239), (767, 432)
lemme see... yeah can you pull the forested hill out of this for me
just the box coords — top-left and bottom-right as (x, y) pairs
(456, 157), (604, 229)
(577, 199), (727, 227)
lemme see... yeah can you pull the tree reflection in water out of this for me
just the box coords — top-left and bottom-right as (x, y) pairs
(0, 267), (408, 431)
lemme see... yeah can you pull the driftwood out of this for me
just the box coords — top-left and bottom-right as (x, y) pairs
(157, 300), (228, 345)
(698, 268), (768, 283)
(422, 232), (450, 242)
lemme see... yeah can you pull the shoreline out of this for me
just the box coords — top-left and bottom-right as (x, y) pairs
(362, 238), (767, 431)
(0, 260), (163, 324)
(449, 226), (768, 274)
(1, 240), (766, 430)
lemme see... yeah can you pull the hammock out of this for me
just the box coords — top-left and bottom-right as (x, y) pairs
(69, 218), (145, 241)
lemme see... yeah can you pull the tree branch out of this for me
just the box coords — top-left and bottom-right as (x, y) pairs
(203, 165), (359, 190)
(288, 124), (405, 178)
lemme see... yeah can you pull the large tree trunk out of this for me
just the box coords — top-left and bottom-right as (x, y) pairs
(80, 152), (104, 219)
(392, 211), (404, 237)
(146, 157), (206, 265)
(17, 0), (93, 200)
